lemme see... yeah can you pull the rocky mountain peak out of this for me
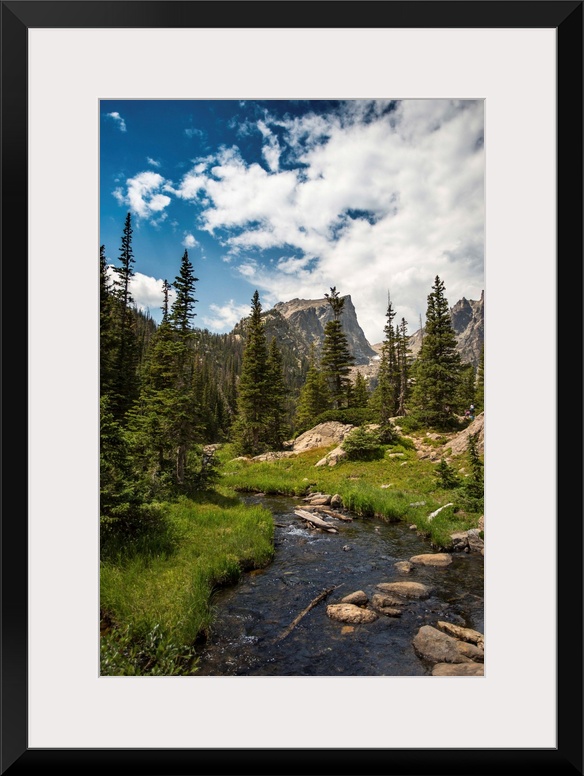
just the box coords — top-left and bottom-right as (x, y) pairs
(271, 294), (377, 365)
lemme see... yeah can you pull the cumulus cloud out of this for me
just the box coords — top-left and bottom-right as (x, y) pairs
(113, 171), (172, 220)
(107, 111), (127, 132)
(105, 267), (176, 315)
(172, 99), (484, 342)
(257, 120), (281, 172)
(111, 99), (484, 342)
(182, 233), (198, 248)
(201, 300), (251, 331)
(147, 156), (161, 167)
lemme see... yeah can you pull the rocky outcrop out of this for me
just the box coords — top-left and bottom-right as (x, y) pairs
(272, 295), (377, 365)
(287, 422), (354, 453)
(449, 528), (484, 554)
(443, 412), (484, 459)
(315, 445), (347, 467)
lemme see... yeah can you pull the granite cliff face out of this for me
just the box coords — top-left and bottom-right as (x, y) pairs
(270, 295), (377, 365)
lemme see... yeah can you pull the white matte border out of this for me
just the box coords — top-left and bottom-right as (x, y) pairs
(29, 27), (556, 749)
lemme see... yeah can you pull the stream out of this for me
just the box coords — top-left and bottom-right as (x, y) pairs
(195, 494), (484, 676)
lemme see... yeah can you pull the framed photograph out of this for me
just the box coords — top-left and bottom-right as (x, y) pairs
(3, 1), (582, 773)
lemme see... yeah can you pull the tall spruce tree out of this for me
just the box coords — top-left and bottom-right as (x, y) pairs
(410, 275), (462, 429)
(110, 212), (140, 419)
(396, 317), (411, 416)
(169, 250), (200, 484)
(320, 287), (354, 409)
(265, 337), (288, 449)
(350, 372), (370, 408)
(171, 249), (199, 334)
(295, 344), (331, 431)
(130, 248), (201, 492)
(372, 294), (400, 423)
(232, 290), (270, 455)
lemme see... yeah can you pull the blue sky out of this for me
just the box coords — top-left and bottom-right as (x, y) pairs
(100, 99), (484, 345)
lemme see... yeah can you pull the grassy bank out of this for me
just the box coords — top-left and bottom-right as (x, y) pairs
(100, 491), (274, 675)
(218, 441), (482, 549)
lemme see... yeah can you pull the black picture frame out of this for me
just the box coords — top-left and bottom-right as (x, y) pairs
(2, 2), (582, 774)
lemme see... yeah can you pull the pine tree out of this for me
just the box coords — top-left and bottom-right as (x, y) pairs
(129, 250), (201, 492)
(350, 372), (370, 408)
(371, 294), (400, 439)
(410, 276), (462, 429)
(168, 251), (200, 484)
(171, 249), (199, 334)
(320, 287), (355, 409)
(110, 213), (140, 419)
(396, 317), (411, 416)
(295, 345), (331, 431)
(265, 337), (288, 449)
(232, 291), (270, 455)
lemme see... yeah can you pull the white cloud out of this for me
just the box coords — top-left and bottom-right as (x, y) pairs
(185, 127), (204, 139)
(201, 300), (250, 331)
(131, 272), (177, 315)
(107, 111), (127, 132)
(147, 156), (161, 167)
(113, 171), (172, 220)
(257, 119), (281, 172)
(112, 99), (484, 343)
(182, 233), (198, 248)
(105, 267), (176, 316)
(176, 99), (484, 343)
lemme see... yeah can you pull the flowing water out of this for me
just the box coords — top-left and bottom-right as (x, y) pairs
(195, 494), (484, 676)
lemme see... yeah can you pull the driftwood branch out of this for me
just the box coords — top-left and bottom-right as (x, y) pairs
(294, 509), (339, 533)
(309, 506), (352, 522)
(275, 586), (339, 642)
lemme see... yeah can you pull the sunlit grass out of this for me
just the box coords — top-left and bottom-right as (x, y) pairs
(100, 494), (273, 675)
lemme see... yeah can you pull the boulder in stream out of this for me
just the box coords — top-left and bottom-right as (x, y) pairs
(327, 604), (378, 624)
(436, 621), (484, 650)
(376, 581), (432, 599)
(394, 561), (414, 574)
(341, 590), (368, 606)
(412, 625), (483, 664)
(409, 553), (452, 567)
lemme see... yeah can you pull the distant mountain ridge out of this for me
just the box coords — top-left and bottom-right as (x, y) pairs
(231, 290), (484, 374)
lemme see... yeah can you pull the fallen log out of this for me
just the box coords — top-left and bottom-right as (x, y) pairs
(315, 507), (352, 522)
(275, 585), (339, 642)
(294, 509), (339, 533)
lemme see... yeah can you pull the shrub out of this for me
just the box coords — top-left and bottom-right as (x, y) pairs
(434, 458), (461, 489)
(341, 426), (385, 461)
